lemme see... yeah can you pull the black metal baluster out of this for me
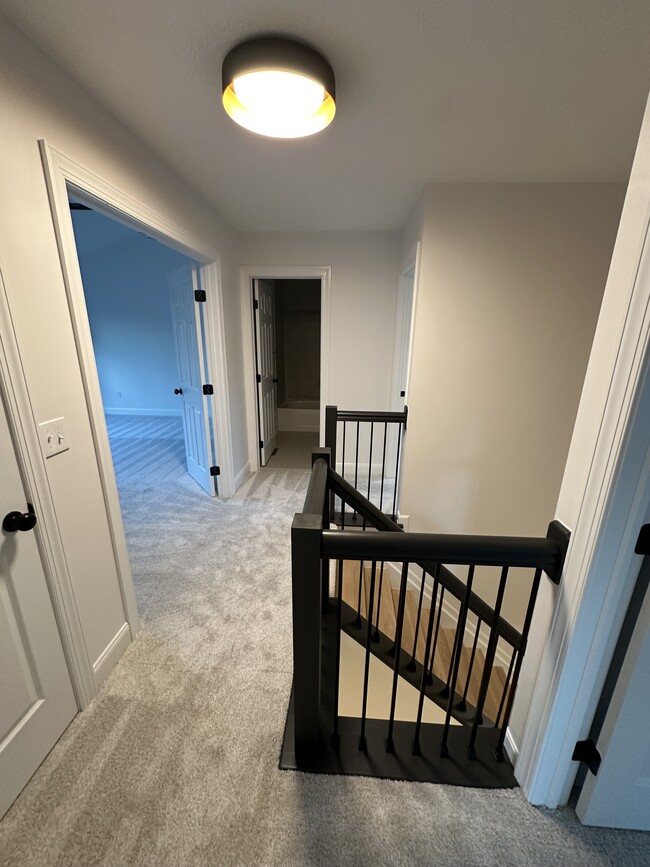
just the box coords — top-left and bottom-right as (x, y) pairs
(457, 616), (482, 712)
(440, 613), (462, 699)
(406, 568), (427, 672)
(413, 564), (441, 755)
(332, 558), (344, 748)
(372, 561), (385, 643)
(359, 560), (377, 752)
(493, 568), (542, 762)
(427, 585), (446, 684)
(494, 648), (517, 730)
(354, 560), (364, 628)
(340, 421), (347, 528)
(466, 565), (510, 759)
(440, 564), (476, 758)
(386, 561), (410, 753)
(352, 421), (360, 522)
(364, 422), (374, 527)
(391, 422), (403, 521)
(379, 422), (387, 513)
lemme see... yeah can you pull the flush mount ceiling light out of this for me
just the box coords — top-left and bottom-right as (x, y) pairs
(222, 37), (336, 139)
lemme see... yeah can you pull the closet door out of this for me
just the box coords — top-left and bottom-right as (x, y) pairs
(0, 393), (76, 819)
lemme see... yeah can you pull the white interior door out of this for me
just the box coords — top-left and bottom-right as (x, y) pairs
(0, 394), (77, 819)
(576, 552), (650, 829)
(253, 278), (278, 466)
(390, 259), (417, 411)
(169, 267), (215, 495)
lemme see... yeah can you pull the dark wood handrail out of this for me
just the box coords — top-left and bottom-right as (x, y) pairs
(324, 466), (569, 651)
(333, 408), (408, 426)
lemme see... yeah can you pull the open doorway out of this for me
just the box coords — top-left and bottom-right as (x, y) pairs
(69, 200), (220, 497)
(252, 277), (321, 469)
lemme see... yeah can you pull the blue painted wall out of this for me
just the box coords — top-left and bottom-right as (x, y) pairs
(71, 209), (196, 416)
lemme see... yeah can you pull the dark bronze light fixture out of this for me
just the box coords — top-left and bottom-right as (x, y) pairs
(222, 37), (336, 138)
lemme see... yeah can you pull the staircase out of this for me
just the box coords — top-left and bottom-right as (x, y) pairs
(280, 408), (571, 788)
(340, 561), (511, 727)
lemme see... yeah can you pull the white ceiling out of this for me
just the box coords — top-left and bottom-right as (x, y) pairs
(3, 0), (650, 232)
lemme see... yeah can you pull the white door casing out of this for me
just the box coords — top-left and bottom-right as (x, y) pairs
(169, 267), (216, 495)
(515, 91), (650, 808)
(390, 243), (421, 411)
(0, 393), (77, 819)
(240, 267), (331, 475)
(253, 278), (278, 466)
(576, 553), (650, 829)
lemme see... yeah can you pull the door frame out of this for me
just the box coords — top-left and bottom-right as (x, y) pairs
(37, 141), (235, 699)
(515, 94), (650, 807)
(389, 242), (421, 411)
(240, 266), (331, 475)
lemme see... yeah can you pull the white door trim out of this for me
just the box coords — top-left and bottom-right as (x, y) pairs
(0, 263), (94, 708)
(515, 95), (650, 807)
(37, 141), (236, 675)
(240, 265), (331, 475)
(390, 242), (421, 410)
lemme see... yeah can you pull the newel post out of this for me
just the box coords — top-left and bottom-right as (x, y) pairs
(291, 513), (323, 758)
(291, 449), (330, 760)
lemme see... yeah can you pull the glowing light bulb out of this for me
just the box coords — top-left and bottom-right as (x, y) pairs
(234, 71), (325, 122)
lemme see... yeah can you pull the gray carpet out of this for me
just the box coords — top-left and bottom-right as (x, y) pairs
(1, 416), (649, 866)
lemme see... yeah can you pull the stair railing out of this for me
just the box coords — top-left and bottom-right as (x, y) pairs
(288, 448), (570, 784)
(324, 404), (408, 523)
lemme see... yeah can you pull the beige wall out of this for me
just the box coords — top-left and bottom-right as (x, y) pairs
(401, 183), (625, 631)
(239, 232), (402, 410)
(0, 16), (243, 678)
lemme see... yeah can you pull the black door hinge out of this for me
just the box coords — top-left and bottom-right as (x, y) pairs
(194, 289), (206, 302)
(202, 384), (214, 395)
(210, 465), (220, 477)
(254, 299), (259, 310)
(259, 440), (264, 449)
(635, 524), (650, 555)
(256, 373), (262, 383)
(572, 739), (601, 776)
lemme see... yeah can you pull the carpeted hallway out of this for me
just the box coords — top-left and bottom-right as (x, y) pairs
(0, 416), (648, 866)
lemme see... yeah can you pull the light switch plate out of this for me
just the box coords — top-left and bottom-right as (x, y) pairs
(38, 417), (70, 457)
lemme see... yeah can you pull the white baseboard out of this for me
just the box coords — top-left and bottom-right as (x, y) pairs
(504, 728), (518, 766)
(233, 462), (251, 492)
(341, 461), (396, 478)
(93, 621), (131, 690)
(103, 407), (182, 417)
(383, 561), (511, 669)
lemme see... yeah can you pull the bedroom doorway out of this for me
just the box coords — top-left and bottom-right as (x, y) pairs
(69, 200), (219, 497)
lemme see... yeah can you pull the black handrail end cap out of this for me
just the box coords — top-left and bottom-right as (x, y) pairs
(311, 447), (331, 466)
(545, 520), (571, 584)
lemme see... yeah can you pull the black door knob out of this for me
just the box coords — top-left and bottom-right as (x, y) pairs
(273, 378), (279, 384)
(3, 504), (37, 533)
(174, 388), (183, 395)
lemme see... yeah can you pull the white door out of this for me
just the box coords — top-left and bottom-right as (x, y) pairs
(0, 394), (77, 819)
(253, 279), (278, 466)
(576, 551), (650, 829)
(169, 267), (216, 496)
(390, 255), (418, 411)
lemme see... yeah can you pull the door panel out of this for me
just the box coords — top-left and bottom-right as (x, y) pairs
(576, 553), (650, 829)
(0, 395), (77, 819)
(253, 279), (277, 466)
(169, 267), (215, 495)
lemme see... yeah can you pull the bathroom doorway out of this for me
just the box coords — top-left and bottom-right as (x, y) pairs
(251, 277), (321, 468)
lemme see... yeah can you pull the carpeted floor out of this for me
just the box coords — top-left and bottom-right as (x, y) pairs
(1, 416), (649, 866)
